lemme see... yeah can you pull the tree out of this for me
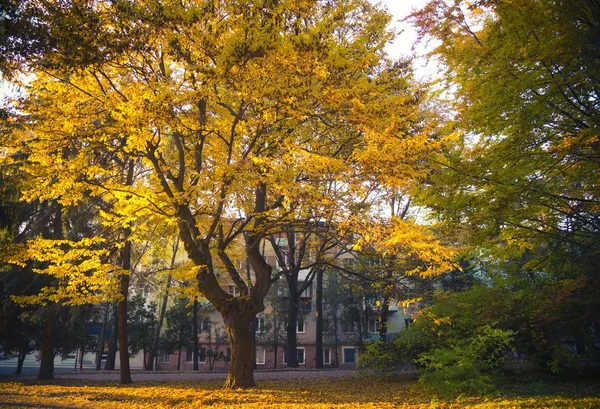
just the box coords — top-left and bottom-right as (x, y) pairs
(5, 0), (446, 388)
(128, 294), (157, 369)
(409, 0), (600, 363)
(162, 297), (192, 371)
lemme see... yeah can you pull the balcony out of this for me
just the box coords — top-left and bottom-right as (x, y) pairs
(299, 297), (312, 312)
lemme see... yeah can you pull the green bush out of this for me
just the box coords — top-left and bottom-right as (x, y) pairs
(416, 326), (514, 397)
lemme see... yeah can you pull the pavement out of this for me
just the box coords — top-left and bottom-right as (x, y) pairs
(0, 368), (363, 382)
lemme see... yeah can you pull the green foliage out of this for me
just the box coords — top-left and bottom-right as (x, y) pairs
(128, 294), (157, 356)
(161, 297), (192, 355)
(360, 325), (430, 370)
(416, 326), (514, 397)
(410, 0), (600, 379)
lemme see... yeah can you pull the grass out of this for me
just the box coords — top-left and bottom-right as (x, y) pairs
(0, 375), (599, 408)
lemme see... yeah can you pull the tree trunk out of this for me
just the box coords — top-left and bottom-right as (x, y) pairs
(79, 348), (84, 371)
(273, 315), (278, 370)
(378, 295), (390, 342)
(286, 278), (299, 368)
(222, 310), (255, 389)
(333, 303), (339, 368)
(105, 304), (118, 370)
(38, 312), (54, 380)
(177, 346), (182, 371)
(192, 297), (199, 371)
(147, 274), (171, 370)
(15, 345), (26, 375)
(315, 269), (324, 369)
(117, 240), (133, 384)
(116, 159), (134, 385)
(96, 303), (109, 370)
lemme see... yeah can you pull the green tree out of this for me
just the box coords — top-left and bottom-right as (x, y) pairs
(128, 294), (157, 369)
(162, 297), (192, 371)
(410, 0), (600, 363)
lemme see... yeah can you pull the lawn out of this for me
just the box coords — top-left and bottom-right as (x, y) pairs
(1, 376), (599, 408)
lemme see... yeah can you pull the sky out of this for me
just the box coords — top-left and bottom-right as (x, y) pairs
(375, 0), (438, 80)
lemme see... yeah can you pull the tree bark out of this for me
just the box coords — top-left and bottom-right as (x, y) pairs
(104, 304), (118, 370)
(117, 239), (133, 384)
(192, 297), (199, 371)
(315, 268), (324, 369)
(285, 278), (299, 368)
(222, 306), (256, 389)
(116, 158), (134, 384)
(15, 345), (26, 375)
(38, 311), (54, 380)
(378, 295), (390, 342)
(96, 303), (109, 370)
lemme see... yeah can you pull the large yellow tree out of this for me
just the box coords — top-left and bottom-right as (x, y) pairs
(7, 0), (445, 388)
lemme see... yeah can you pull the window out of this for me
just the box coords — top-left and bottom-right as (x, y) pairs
(158, 352), (170, 363)
(343, 347), (357, 364)
(368, 318), (379, 333)
(227, 285), (240, 297)
(322, 348), (331, 365)
(198, 317), (210, 332)
(341, 320), (355, 334)
(296, 317), (305, 333)
(283, 347), (305, 365)
(256, 347), (265, 365)
(226, 348), (231, 363)
(185, 347), (206, 363)
(255, 317), (265, 333)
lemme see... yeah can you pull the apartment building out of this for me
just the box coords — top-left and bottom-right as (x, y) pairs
(154, 267), (410, 371)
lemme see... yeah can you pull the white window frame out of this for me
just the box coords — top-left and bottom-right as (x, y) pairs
(342, 347), (357, 364)
(296, 317), (305, 333)
(256, 317), (265, 334)
(256, 346), (265, 365)
(368, 318), (379, 334)
(158, 352), (170, 363)
(283, 347), (305, 365)
(322, 348), (331, 365)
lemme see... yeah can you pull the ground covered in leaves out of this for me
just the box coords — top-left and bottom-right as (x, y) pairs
(1, 375), (599, 408)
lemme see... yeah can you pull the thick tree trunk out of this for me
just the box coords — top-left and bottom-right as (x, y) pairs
(117, 240), (132, 384)
(378, 295), (390, 342)
(38, 312), (54, 380)
(286, 278), (299, 368)
(105, 304), (118, 370)
(147, 274), (171, 371)
(222, 310), (255, 389)
(192, 298), (199, 371)
(15, 346), (26, 375)
(116, 159), (133, 385)
(96, 303), (109, 370)
(315, 269), (324, 369)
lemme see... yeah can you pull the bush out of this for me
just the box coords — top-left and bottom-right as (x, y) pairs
(416, 326), (513, 397)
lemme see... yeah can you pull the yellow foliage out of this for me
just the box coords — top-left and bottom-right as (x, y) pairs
(0, 377), (597, 408)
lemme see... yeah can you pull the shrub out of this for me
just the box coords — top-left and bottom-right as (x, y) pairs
(415, 326), (513, 397)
